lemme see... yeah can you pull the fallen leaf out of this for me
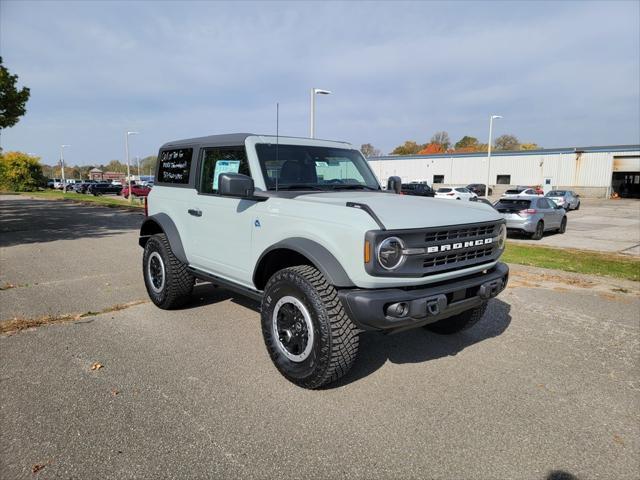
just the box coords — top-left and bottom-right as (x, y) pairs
(613, 434), (625, 446)
(32, 463), (46, 474)
(90, 362), (103, 371)
(111, 388), (120, 396)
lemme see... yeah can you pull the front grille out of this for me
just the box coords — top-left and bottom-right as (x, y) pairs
(423, 245), (494, 269)
(425, 224), (496, 242)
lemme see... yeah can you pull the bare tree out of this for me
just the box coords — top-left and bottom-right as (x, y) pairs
(494, 134), (520, 151)
(430, 131), (451, 151)
(360, 143), (381, 158)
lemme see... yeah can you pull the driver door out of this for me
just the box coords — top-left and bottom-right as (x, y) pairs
(187, 145), (257, 285)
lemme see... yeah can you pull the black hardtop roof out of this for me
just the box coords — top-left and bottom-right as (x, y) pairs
(160, 133), (352, 149)
(162, 133), (255, 148)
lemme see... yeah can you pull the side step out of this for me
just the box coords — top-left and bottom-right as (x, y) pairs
(187, 267), (264, 302)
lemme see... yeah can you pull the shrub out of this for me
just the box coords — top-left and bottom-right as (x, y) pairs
(0, 151), (45, 191)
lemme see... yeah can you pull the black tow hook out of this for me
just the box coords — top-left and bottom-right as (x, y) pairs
(425, 295), (447, 316)
(479, 279), (504, 300)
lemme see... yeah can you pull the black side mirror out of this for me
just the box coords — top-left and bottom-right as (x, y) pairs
(218, 173), (255, 198)
(387, 176), (402, 194)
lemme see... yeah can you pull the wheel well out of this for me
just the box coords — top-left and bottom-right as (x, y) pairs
(138, 219), (164, 247)
(253, 248), (314, 291)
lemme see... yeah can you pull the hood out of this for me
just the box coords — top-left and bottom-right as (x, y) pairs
(293, 192), (501, 230)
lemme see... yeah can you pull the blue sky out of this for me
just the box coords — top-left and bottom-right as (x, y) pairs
(1, 0), (639, 166)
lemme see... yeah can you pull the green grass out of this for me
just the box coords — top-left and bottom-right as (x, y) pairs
(502, 243), (640, 282)
(16, 189), (144, 209)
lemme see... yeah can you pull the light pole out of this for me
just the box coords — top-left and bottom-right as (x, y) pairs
(485, 115), (502, 197)
(60, 145), (70, 193)
(310, 88), (331, 138)
(125, 131), (139, 204)
(136, 156), (141, 178)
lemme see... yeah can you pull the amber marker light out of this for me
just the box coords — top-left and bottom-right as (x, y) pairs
(364, 240), (371, 263)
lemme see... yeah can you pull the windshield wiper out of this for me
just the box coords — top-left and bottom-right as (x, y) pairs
(327, 184), (379, 191)
(274, 184), (325, 191)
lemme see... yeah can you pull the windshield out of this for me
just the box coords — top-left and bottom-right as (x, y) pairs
(255, 144), (380, 191)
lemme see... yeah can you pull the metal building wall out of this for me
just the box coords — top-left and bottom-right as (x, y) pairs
(368, 149), (640, 197)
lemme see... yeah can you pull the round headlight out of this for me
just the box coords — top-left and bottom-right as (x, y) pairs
(377, 236), (406, 270)
(498, 224), (506, 250)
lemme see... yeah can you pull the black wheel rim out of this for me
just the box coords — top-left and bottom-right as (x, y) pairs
(272, 296), (314, 362)
(147, 251), (165, 293)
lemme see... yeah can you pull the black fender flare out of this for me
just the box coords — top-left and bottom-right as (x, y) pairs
(138, 213), (188, 264)
(254, 238), (355, 288)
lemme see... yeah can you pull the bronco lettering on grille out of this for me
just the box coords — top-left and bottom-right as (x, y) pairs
(425, 237), (493, 254)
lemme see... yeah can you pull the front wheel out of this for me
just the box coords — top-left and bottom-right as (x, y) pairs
(424, 303), (488, 334)
(261, 265), (359, 389)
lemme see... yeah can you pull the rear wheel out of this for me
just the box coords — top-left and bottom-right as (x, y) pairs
(531, 221), (544, 240)
(143, 233), (194, 309)
(559, 216), (567, 233)
(424, 303), (487, 334)
(261, 265), (359, 389)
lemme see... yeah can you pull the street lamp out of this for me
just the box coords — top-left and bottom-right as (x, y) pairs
(310, 88), (331, 138)
(125, 131), (139, 204)
(485, 115), (503, 197)
(60, 145), (71, 193)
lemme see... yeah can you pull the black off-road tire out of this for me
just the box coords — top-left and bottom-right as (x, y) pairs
(531, 221), (544, 240)
(559, 216), (567, 233)
(261, 265), (359, 389)
(143, 233), (194, 309)
(424, 302), (488, 334)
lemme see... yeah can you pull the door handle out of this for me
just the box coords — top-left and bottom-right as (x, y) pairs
(188, 208), (202, 217)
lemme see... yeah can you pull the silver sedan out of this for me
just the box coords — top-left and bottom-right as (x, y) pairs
(495, 196), (567, 240)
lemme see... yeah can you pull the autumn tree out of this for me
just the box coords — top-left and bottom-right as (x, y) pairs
(417, 142), (445, 154)
(391, 141), (423, 155)
(0, 151), (45, 191)
(0, 57), (30, 130)
(494, 134), (520, 151)
(520, 143), (540, 150)
(454, 136), (481, 151)
(360, 143), (381, 158)
(430, 131), (451, 151)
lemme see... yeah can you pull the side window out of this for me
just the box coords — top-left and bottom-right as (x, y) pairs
(538, 198), (552, 209)
(199, 146), (250, 194)
(158, 148), (193, 184)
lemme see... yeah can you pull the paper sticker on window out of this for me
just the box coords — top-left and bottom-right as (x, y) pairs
(315, 161), (329, 167)
(213, 160), (241, 190)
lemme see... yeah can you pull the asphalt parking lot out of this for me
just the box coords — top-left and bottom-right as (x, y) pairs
(1, 195), (639, 479)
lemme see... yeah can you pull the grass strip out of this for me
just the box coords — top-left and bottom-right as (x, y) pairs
(503, 243), (640, 282)
(15, 190), (144, 209)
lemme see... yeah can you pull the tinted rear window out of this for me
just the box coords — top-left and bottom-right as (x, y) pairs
(437, 188), (452, 193)
(495, 199), (531, 210)
(547, 190), (566, 196)
(157, 148), (193, 184)
(504, 189), (523, 194)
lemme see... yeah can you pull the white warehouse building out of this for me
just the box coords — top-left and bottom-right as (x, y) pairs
(367, 144), (640, 198)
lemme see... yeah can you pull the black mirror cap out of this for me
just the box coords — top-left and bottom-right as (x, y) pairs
(218, 173), (255, 198)
(387, 176), (402, 194)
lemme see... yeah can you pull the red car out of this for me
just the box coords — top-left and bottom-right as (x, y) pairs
(121, 184), (151, 198)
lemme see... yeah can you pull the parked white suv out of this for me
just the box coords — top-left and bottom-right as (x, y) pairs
(435, 186), (477, 201)
(139, 134), (509, 388)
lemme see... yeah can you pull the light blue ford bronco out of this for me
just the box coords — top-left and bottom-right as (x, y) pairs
(139, 133), (508, 388)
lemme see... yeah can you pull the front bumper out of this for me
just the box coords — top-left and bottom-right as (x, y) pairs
(338, 262), (509, 333)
